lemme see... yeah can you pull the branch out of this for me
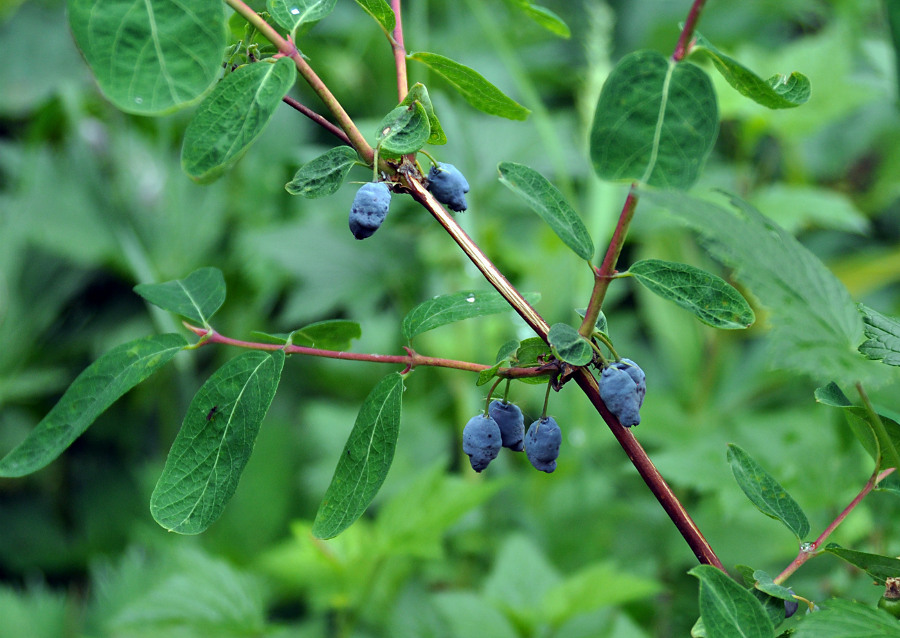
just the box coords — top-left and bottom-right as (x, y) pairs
(224, 0), (375, 164)
(282, 96), (352, 146)
(672, 0), (707, 62)
(390, 0), (409, 102)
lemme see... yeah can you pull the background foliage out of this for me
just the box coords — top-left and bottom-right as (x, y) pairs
(2, 0), (900, 635)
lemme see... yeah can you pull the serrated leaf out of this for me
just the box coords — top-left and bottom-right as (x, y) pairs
(692, 32), (810, 109)
(402, 290), (541, 341)
(150, 349), (284, 534)
(547, 323), (593, 366)
(497, 162), (594, 260)
(791, 598), (900, 638)
(133, 267), (226, 325)
(590, 50), (718, 189)
(285, 146), (359, 198)
(0, 334), (187, 477)
(824, 544), (900, 585)
(509, 0), (570, 38)
(513, 337), (552, 385)
(727, 444), (810, 540)
(638, 188), (873, 385)
(67, 0), (225, 115)
(352, 0), (394, 35)
(407, 51), (530, 120)
(267, 0), (336, 36)
(859, 305), (900, 366)
(400, 83), (446, 145)
(312, 372), (404, 539)
(182, 58), (297, 182)
(627, 259), (755, 329)
(376, 102), (430, 156)
(689, 565), (775, 638)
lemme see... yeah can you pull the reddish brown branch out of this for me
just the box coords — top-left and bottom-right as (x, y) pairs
(672, 0), (707, 62)
(390, 0), (409, 102)
(282, 96), (352, 146)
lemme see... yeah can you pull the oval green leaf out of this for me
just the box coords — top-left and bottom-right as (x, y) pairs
(407, 52), (530, 121)
(689, 565), (775, 638)
(692, 32), (810, 109)
(0, 334), (187, 477)
(823, 544), (900, 585)
(291, 319), (362, 350)
(400, 83), (446, 145)
(267, 0), (336, 36)
(402, 290), (541, 341)
(133, 267), (226, 326)
(791, 599), (900, 638)
(377, 101), (431, 156)
(727, 444), (810, 540)
(150, 349), (285, 534)
(312, 372), (404, 539)
(352, 0), (394, 35)
(627, 259), (755, 329)
(513, 337), (552, 385)
(67, 0), (225, 115)
(497, 162), (594, 260)
(590, 50), (718, 189)
(510, 0), (570, 38)
(547, 323), (593, 366)
(182, 58), (297, 182)
(285, 146), (360, 198)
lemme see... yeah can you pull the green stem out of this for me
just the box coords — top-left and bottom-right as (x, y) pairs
(578, 186), (638, 336)
(223, 0), (375, 165)
(857, 382), (900, 470)
(486, 377), (504, 413)
(541, 380), (552, 419)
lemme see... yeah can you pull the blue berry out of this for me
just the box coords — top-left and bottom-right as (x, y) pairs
(524, 417), (561, 473)
(349, 182), (391, 239)
(599, 365), (641, 427)
(488, 400), (525, 451)
(427, 163), (469, 212)
(463, 414), (502, 472)
(618, 358), (646, 408)
(784, 589), (799, 618)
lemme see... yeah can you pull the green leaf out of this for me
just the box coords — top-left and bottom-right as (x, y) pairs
(791, 598), (900, 638)
(182, 58), (297, 182)
(496, 340), (521, 363)
(627, 259), (755, 329)
(497, 162), (594, 260)
(376, 102), (431, 156)
(859, 305), (900, 366)
(407, 52), (530, 121)
(133, 267), (226, 325)
(352, 0), (395, 35)
(638, 188), (873, 385)
(508, 0), (570, 38)
(689, 565), (775, 638)
(547, 323), (593, 366)
(824, 544), (900, 585)
(67, 0), (225, 115)
(815, 381), (854, 408)
(752, 570), (795, 601)
(477, 361), (504, 387)
(692, 31), (811, 109)
(267, 0), (336, 37)
(285, 146), (360, 198)
(312, 372), (404, 539)
(590, 50), (718, 189)
(399, 83), (447, 145)
(727, 444), (810, 540)
(433, 592), (519, 638)
(402, 290), (541, 341)
(0, 334), (187, 477)
(150, 350), (285, 534)
(576, 308), (608, 335)
(291, 320), (362, 350)
(513, 337), (552, 385)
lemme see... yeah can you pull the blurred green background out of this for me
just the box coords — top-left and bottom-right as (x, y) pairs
(2, 0), (900, 635)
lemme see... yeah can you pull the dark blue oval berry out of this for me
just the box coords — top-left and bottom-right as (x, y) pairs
(349, 182), (391, 239)
(599, 365), (641, 427)
(427, 163), (469, 212)
(524, 417), (561, 473)
(784, 589), (799, 618)
(618, 358), (646, 407)
(488, 400), (525, 451)
(462, 414), (502, 472)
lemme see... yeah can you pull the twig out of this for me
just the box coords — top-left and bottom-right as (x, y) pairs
(672, 0), (707, 62)
(390, 0), (409, 102)
(282, 96), (352, 146)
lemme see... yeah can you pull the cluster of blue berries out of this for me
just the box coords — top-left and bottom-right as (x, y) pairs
(427, 163), (469, 212)
(598, 359), (646, 427)
(349, 182), (392, 239)
(463, 399), (561, 473)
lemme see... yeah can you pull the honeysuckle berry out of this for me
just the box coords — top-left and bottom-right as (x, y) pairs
(462, 414), (502, 472)
(349, 182), (391, 239)
(427, 163), (469, 212)
(524, 417), (561, 473)
(619, 358), (646, 407)
(599, 365), (641, 427)
(488, 400), (525, 451)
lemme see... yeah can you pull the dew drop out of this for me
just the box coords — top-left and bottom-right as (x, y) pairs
(289, 6), (300, 14)
(134, 97), (143, 104)
(465, 295), (476, 303)
(800, 542), (814, 553)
